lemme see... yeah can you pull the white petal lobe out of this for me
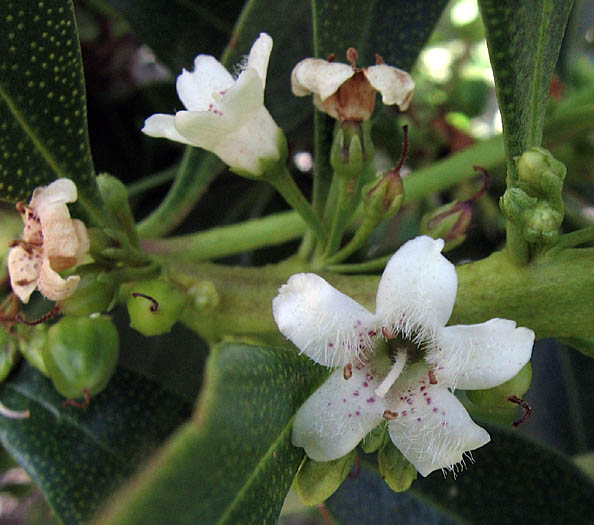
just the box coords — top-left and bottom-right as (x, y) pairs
(387, 382), (490, 477)
(292, 366), (387, 461)
(246, 33), (273, 87)
(376, 236), (457, 337)
(291, 59), (354, 100)
(272, 273), (377, 367)
(430, 320), (535, 390)
(364, 65), (415, 110)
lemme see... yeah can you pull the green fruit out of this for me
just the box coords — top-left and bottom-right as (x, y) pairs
(58, 264), (118, 316)
(44, 316), (119, 399)
(127, 278), (187, 336)
(467, 362), (532, 409)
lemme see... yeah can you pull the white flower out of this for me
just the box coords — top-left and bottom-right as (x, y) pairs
(8, 179), (89, 303)
(272, 236), (534, 476)
(142, 33), (284, 176)
(291, 49), (415, 121)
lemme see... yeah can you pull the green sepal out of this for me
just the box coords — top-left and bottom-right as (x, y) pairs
(294, 450), (357, 505)
(420, 201), (471, 251)
(0, 328), (19, 383)
(362, 170), (404, 221)
(560, 337), (594, 358)
(467, 362), (532, 409)
(330, 121), (374, 180)
(96, 173), (139, 246)
(378, 439), (417, 493)
(360, 421), (388, 454)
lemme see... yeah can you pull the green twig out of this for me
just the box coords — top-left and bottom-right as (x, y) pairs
(127, 166), (178, 198)
(325, 254), (391, 274)
(137, 150), (223, 239)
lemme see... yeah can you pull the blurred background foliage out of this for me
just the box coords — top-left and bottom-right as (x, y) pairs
(0, 0), (593, 522)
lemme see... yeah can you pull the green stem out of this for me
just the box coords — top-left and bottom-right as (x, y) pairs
(142, 211), (306, 262)
(323, 174), (357, 257)
(547, 225), (594, 256)
(323, 215), (379, 265)
(264, 164), (327, 243)
(324, 254), (391, 274)
(127, 166), (177, 198)
(504, 222), (530, 265)
(137, 150), (222, 239)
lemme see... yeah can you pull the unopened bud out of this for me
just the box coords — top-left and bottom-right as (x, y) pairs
(188, 280), (220, 312)
(294, 450), (356, 505)
(97, 173), (139, 245)
(378, 440), (417, 492)
(363, 169), (404, 219)
(330, 121), (374, 179)
(467, 362), (532, 409)
(515, 147), (566, 194)
(420, 201), (471, 252)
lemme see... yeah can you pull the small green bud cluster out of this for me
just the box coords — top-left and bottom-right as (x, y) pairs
(500, 147), (566, 244)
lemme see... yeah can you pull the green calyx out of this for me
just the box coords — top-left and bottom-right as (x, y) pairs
(44, 316), (120, 400)
(58, 264), (119, 316)
(127, 277), (188, 336)
(378, 439), (417, 492)
(361, 421), (388, 453)
(294, 450), (356, 505)
(467, 362), (532, 409)
(330, 121), (375, 180)
(501, 147), (566, 245)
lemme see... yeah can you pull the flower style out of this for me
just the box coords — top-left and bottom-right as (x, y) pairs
(142, 33), (284, 176)
(272, 236), (534, 476)
(291, 48), (415, 121)
(8, 179), (89, 303)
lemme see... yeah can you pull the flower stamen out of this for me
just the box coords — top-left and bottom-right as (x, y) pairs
(343, 363), (353, 380)
(375, 349), (407, 398)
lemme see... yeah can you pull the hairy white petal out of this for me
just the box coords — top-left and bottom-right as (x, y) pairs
(176, 55), (234, 111)
(387, 378), (490, 477)
(292, 366), (386, 461)
(142, 114), (195, 146)
(273, 273), (377, 367)
(291, 58), (354, 100)
(246, 33), (273, 87)
(429, 319), (535, 390)
(376, 236), (457, 338)
(364, 65), (415, 110)
(219, 68), (264, 125)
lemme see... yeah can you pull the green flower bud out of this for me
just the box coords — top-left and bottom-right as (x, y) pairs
(97, 173), (139, 245)
(515, 147), (566, 196)
(294, 450), (356, 505)
(420, 201), (471, 252)
(467, 362), (532, 409)
(378, 440), (417, 492)
(127, 278), (187, 336)
(330, 121), (374, 179)
(58, 264), (119, 316)
(360, 422), (388, 453)
(188, 280), (220, 312)
(363, 169), (404, 221)
(44, 316), (119, 399)
(0, 327), (19, 383)
(17, 324), (49, 375)
(523, 201), (563, 244)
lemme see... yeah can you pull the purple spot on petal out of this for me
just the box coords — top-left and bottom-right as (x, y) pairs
(417, 417), (422, 422)
(328, 343), (334, 348)
(433, 407), (438, 413)
(367, 397), (375, 403)
(348, 414), (352, 418)
(363, 382), (369, 387)
(402, 410), (407, 416)
(420, 386), (426, 391)
(426, 397), (432, 405)
(328, 402), (331, 406)
(343, 398), (347, 403)
(356, 411), (360, 416)
(407, 398), (413, 405)
(353, 391), (360, 397)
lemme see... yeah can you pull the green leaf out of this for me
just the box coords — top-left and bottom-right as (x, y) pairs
(0, 363), (192, 525)
(328, 424), (594, 523)
(0, 0), (98, 204)
(560, 336), (594, 358)
(478, 0), (574, 174)
(412, 424), (594, 523)
(313, 0), (448, 70)
(96, 342), (328, 525)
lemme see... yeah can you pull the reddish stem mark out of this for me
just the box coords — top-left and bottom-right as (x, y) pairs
(131, 292), (159, 312)
(63, 388), (91, 409)
(468, 166), (491, 203)
(16, 304), (61, 326)
(317, 503), (334, 525)
(508, 395), (532, 428)
(394, 124), (409, 173)
(348, 455), (361, 479)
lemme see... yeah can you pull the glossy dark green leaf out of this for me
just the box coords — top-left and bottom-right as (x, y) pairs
(0, 1), (98, 204)
(96, 342), (328, 525)
(328, 423), (594, 524)
(313, 0), (448, 69)
(478, 0), (574, 172)
(0, 363), (192, 525)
